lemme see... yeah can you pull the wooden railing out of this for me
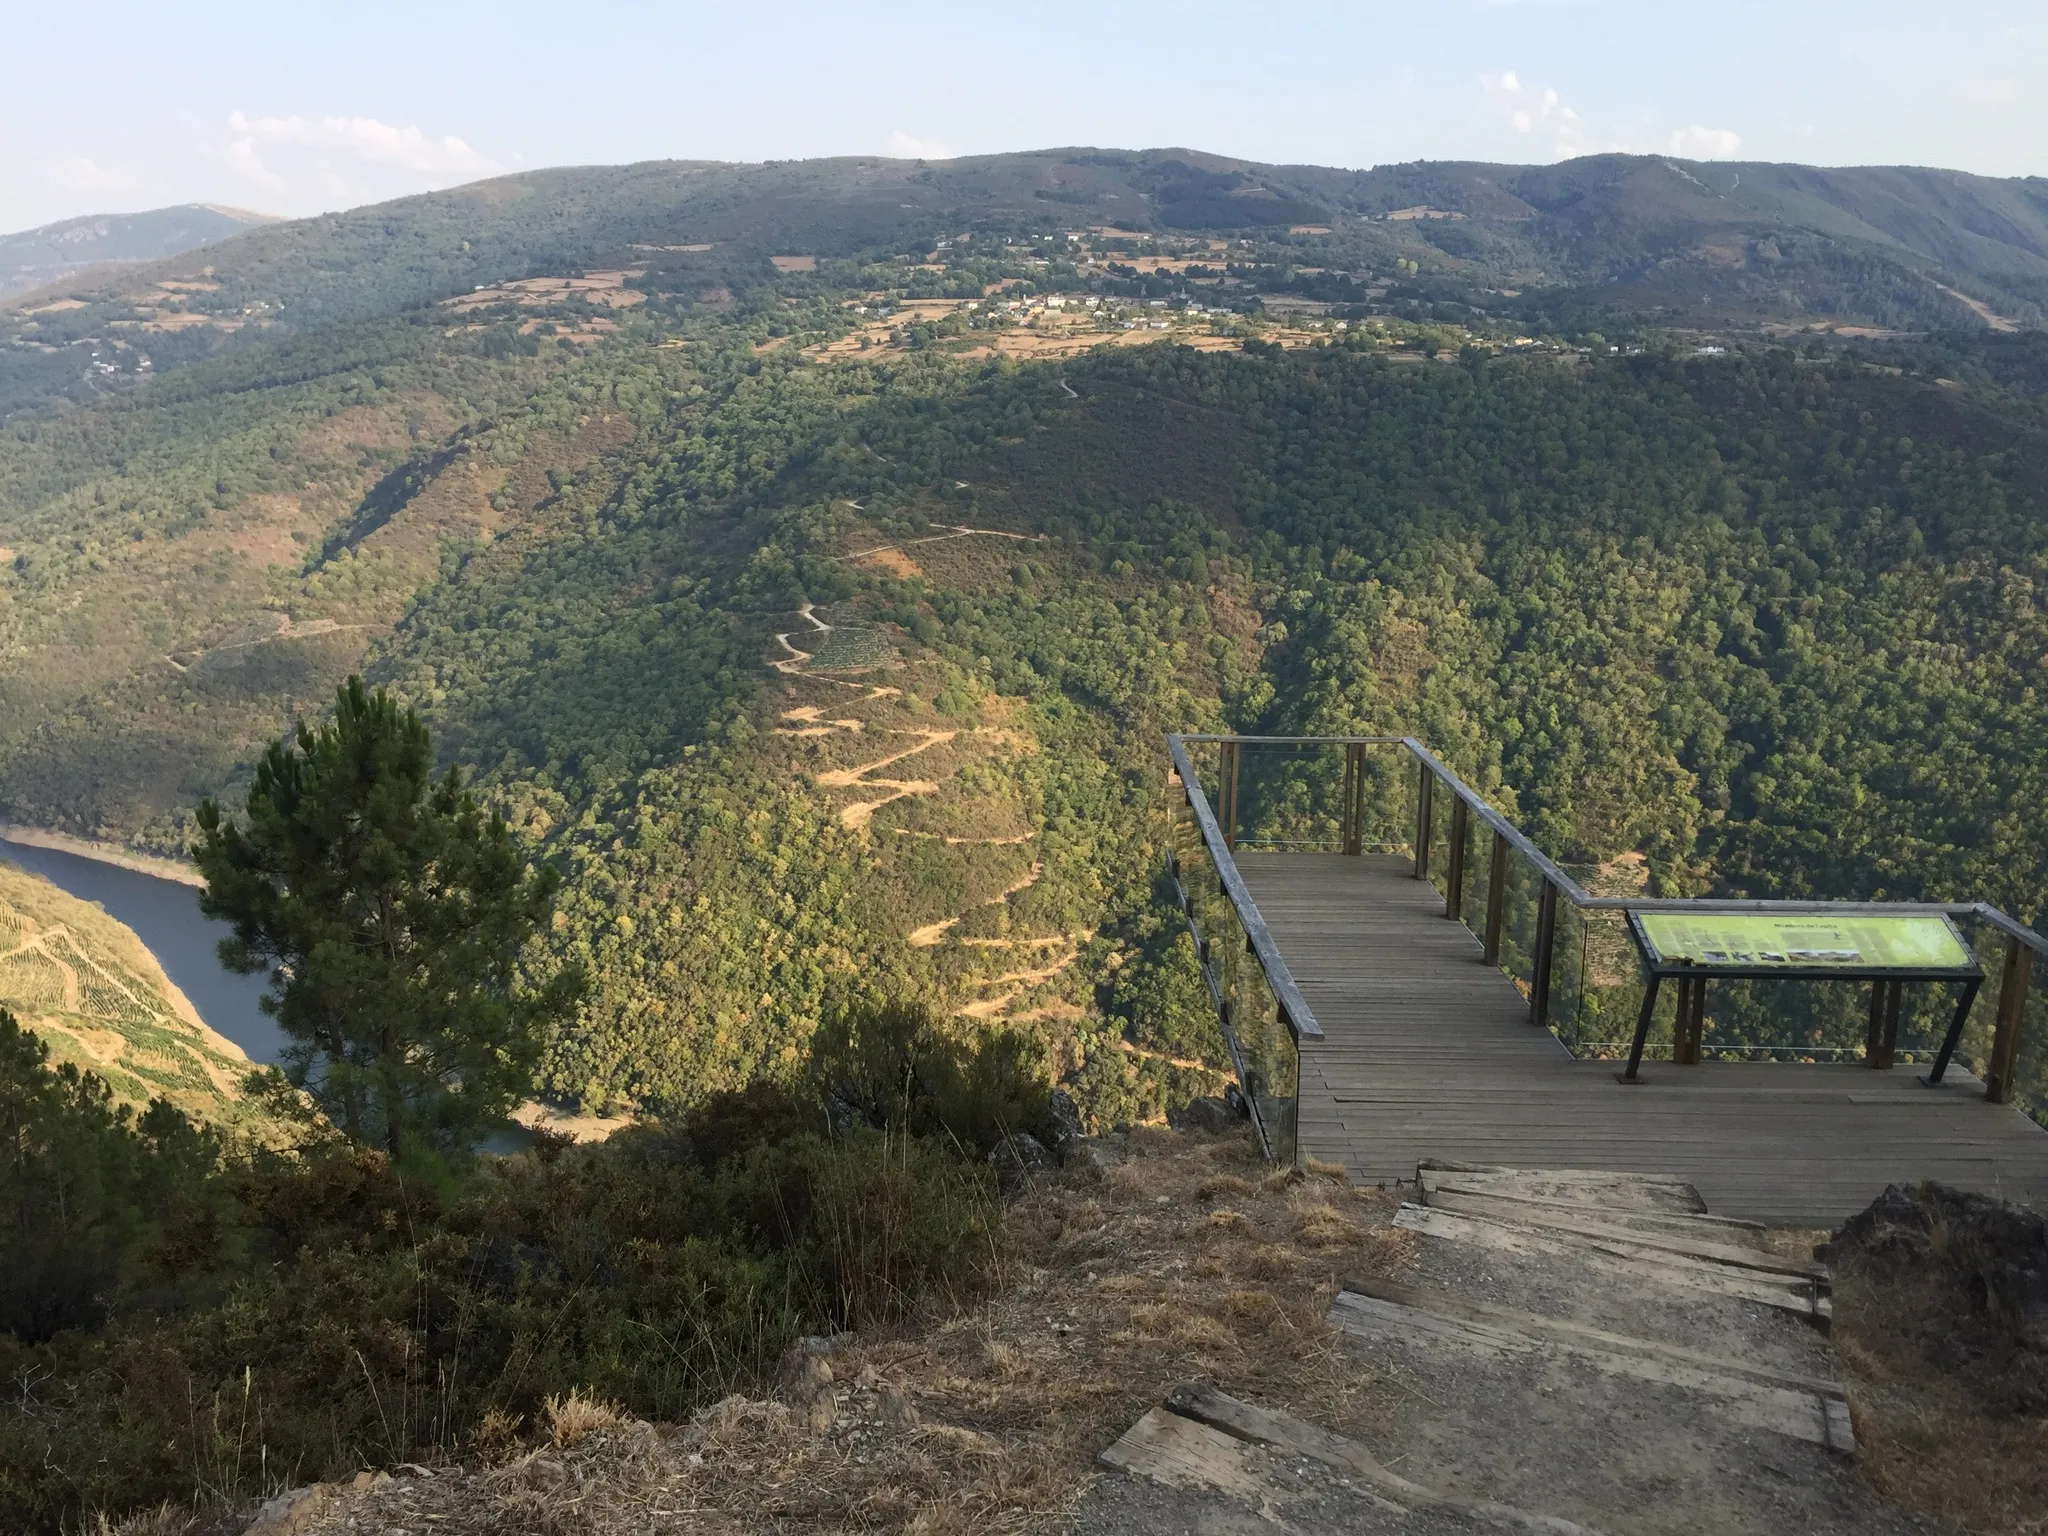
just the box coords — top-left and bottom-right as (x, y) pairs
(1171, 734), (2045, 1109)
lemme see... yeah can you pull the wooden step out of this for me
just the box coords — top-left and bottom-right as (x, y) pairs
(1393, 1203), (1833, 1325)
(1418, 1170), (1765, 1237)
(1099, 1380), (1602, 1534)
(1327, 1302), (1859, 1458)
(1340, 1276), (1846, 1398)
(1416, 1159), (1710, 1215)
(1416, 1189), (1827, 1281)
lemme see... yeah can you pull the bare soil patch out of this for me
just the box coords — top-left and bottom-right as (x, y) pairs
(853, 546), (924, 578)
(770, 255), (818, 273)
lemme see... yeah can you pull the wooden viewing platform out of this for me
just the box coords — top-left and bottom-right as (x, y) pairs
(1236, 851), (2048, 1226)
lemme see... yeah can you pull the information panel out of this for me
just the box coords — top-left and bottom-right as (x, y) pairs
(1635, 912), (1974, 973)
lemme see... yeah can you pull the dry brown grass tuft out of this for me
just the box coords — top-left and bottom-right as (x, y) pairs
(96, 1505), (205, 1536)
(287, 1127), (1409, 1534)
(543, 1390), (625, 1448)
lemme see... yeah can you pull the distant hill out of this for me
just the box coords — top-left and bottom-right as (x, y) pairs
(0, 203), (276, 299)
(2, 150), (2042, 421)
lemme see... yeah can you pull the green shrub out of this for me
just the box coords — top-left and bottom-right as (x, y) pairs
(808, 997), (1052, 1154)
(0, 999), (1007, 1533)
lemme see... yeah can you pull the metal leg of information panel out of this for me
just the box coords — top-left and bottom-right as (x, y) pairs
(1924, 976), (1984, 1086)
(1621, 974), (1662, 1083)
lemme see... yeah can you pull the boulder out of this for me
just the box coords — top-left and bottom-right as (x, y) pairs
(1045, 1087), (1085, 1147)
(988, 1131), (1056, 1195)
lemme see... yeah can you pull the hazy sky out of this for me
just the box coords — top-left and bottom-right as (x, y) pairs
(4, 0), (2042, 233)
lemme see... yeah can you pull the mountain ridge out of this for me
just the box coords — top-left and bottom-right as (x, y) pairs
(0, 203), (278, 300)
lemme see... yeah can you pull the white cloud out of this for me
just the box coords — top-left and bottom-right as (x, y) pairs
(49, 156), (137, 194)
(1480, 72), (1743, 163)
(1668, 124), (1743, 159)
(224, 136), (288, 192)
(226, 112), (499, 177)
(886, 129), (956, 160)
(1479, 71), (1594, 158)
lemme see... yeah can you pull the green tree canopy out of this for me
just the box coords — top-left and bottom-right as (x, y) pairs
(194, 676), (579, 1157)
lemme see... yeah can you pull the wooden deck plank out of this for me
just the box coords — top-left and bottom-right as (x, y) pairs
(1237, 852), (2048, 1225)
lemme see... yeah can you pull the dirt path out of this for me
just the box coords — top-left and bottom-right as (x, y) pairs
(1932, 280), (2020, 333)
(768, 603), (832, 675)
(890, 828), (1034, 846)
(812, 729), (956, 829)
(907, 862), (1046, 948)
(1116, 1039), (1217, 1073)
(841, 524), (1047, 563)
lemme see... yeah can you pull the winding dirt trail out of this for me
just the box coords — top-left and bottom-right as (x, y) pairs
(908, 862), (1046, 948)
(842, 524), (1048, 564)
(817, 731), (955, 829)
(769, 603), (833, 675)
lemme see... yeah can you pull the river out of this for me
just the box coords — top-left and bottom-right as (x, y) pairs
(0, 842), (283, 1064)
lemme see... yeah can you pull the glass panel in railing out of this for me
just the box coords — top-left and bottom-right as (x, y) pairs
(1951, 915), (2011, 1081)
(2016, 970), (2047, 1127)
(1544, 896), (1589, 1052)
(1493, 844), (1547, 1009)
(1692, 977), (1868, 1063)
(1947, 920), (2047, 1123)
(1231, 945), (1298, 1167)
(1234, 741), (1346, 850)
(1358, 745), (1415, 857)
(1421, 768), (1455, 899)
(1167, 772), (1230, 970)
(1572, 907), (1642, 1060)
(1457, 813), (1491, 936)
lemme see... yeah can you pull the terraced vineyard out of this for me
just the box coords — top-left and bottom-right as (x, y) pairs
(0, 858), (259, 1126)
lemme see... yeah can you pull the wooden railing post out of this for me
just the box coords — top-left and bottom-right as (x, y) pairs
(1529, 878), (1558, 1028)
(1414, 762), (1434, 880)
(1482, 831), (1508, 965)
(1341, 743), (1363, 855)
(1865, 978), (1902, 1070)
(1674, 976), (1706, 1065)
(1219, 741), (1240, 852)
(1986, 937), (2034, 1104)
(1444, 798), (1469, 920)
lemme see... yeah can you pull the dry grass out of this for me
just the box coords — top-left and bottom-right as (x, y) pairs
(289, 1126), (1415, 1534)
(1833, 1234), (2048, 1534)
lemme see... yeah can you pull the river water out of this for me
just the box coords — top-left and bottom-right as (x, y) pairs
(0, 843), (283, 1064)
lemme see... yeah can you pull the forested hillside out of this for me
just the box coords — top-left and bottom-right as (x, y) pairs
(3, 149), (2047, 1130)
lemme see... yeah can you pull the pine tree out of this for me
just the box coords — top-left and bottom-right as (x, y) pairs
(194, 677), (580, 1158)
